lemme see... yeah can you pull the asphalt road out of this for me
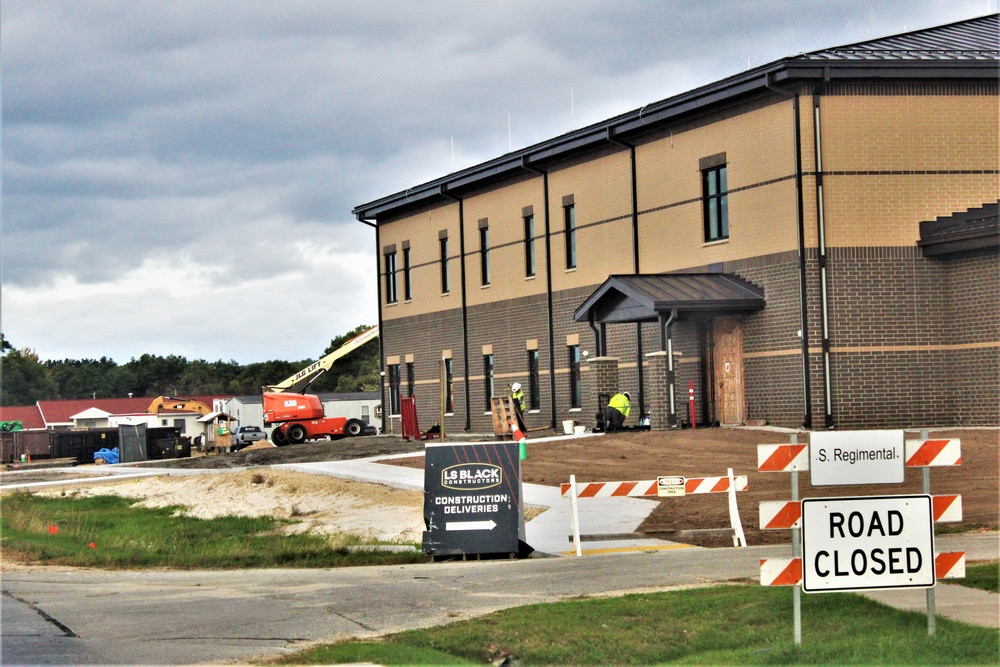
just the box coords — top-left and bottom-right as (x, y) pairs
(4, 533), (997, 666)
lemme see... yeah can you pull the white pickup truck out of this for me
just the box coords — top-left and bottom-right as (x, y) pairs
(232, 426), (268, 449)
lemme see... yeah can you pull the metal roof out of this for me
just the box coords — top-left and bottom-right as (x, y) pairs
(918, 200), (999, 256)
(354, 15), (999, 223)
(573, 274), (765, 324)
(800, 13), (999, 61)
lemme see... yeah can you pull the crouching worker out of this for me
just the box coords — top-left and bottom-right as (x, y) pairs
(510, 382), (527, 432)
(604, 391), (631, 431)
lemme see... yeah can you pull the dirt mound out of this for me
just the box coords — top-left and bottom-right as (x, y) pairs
(43, 469), (425, 543)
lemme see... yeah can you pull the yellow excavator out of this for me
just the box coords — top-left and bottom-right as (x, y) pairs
(147, 396), (212, 416)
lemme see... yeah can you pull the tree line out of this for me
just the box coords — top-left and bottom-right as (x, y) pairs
(0, 326), (380, 407)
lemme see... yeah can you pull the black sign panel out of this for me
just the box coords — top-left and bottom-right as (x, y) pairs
(422, 441), (524, 557)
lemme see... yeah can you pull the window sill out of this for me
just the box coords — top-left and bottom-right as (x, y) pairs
(568, 408), (582, 413)
(481, 284), (491, 289)
(441, 291), (450, 297)
(565, 267), (577, 273)
(528, 409), (541, 414)
(702, 238), (729, 247)
(525, 275), (536, 281)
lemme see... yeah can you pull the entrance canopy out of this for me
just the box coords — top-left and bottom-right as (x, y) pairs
(573, 273), (765, 325)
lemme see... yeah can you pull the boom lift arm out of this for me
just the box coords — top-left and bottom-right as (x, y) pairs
(263, 325), (379, 394)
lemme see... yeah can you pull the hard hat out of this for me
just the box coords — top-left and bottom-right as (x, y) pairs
(623, 392), (631, 400)
(511, 382), (521, 392)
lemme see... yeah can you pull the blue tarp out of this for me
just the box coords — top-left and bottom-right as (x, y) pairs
(94, 447), (119, 464)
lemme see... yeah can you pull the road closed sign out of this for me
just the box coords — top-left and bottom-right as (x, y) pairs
(801, 495), (934, 593)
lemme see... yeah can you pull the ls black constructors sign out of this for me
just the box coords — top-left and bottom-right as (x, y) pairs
(422, 440), (525, 557)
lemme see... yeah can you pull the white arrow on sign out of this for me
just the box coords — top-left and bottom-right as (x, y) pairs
(446, 520), (497, 531)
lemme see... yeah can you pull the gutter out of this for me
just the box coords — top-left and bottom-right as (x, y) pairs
(356, 215), (388, 433)
(765, 73), (814, 429)
(439, 186), (472, 432)
(521, 157), (558, 430)
(606, 129), (646, 417)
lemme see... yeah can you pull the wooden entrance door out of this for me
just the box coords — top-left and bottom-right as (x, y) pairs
(712, 316), (744, 425)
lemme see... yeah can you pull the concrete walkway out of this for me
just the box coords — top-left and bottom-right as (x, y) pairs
(4, 439), (997, 631)
(275, 448), (999, 630)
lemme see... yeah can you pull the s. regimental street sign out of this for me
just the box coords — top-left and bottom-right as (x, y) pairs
(810, 430), (905, 486)
(422, 440), (527, 558)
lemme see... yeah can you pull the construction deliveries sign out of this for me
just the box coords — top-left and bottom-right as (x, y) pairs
(422, 440), (527, 557)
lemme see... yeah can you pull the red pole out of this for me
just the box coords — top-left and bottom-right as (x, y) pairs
(688, 381), (696, 429)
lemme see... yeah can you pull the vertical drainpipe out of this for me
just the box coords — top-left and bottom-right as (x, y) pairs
(440, 186), (472, 432)
(659, 308), (678, 426)
(522, 157), (557, 429)
(813, 93), (834, 428)
(357, 215), (384, 430)
(766, 73), (813, 429)
(607, 129), (644, 416)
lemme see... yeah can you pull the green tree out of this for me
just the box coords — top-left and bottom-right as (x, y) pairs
(310, 325), (380, 393)
(0, 348), (60, 405)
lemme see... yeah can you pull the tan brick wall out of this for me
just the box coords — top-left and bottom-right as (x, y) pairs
(819, 94), (1000, 247)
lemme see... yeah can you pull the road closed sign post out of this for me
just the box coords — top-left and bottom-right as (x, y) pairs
(422, 440), (526, 558)
(801, 495), (935, 593)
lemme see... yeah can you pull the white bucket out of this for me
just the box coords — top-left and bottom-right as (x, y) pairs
(574, 425), (587, 436)
(562, 420), (575, 435)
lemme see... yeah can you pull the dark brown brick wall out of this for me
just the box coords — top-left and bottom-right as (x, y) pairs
(382, 245), (998, 432)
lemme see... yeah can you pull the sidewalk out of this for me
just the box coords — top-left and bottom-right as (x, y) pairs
(277, 450), (999, 630)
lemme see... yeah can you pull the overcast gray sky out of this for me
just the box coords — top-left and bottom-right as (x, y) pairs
(2, 0), (995, 364)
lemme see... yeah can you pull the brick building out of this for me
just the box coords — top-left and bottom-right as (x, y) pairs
(353, 15), (999, 433)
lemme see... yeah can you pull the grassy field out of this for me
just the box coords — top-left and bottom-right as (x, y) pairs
(0, 491), (424, 568)
(276, 583), (1000, 666)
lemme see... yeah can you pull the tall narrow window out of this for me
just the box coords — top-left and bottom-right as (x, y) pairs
(702, 157), (728, 242)
(402, 244), (412, 301)
(406, 361), (415, 399)
(524, 213), (536, 277)
(568, 345), (582, 408)
(361, 405), (370, 425)
(439, 233), (450, 293)
(528, 349), (540, 410)
(384, 249), (398, 304)
(483, 354), (494, 411)
(388, 364), (401, 415)
(444, 358), (454, 413)
(479, 219), (490, 286)
(564, 203), (576, 269)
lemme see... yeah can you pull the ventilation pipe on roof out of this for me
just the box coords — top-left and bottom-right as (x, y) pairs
(521, 157), (558, 430)
(607, 128), (646, 417)
(765, 73), (814, 429)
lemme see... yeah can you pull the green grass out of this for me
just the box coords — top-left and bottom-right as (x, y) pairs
(962, 561), (999, 593)
(278, 585), (999, 666)
(0, 492), (424, 569)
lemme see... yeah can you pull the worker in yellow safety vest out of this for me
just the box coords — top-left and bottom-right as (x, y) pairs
(605, 392), (631, 431)
(510, 382), (527, 432)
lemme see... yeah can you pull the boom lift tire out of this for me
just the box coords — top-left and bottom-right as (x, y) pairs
(287, 424), (307, 444)
(272, 427), (289, 447)
(345, 419), (365, 437)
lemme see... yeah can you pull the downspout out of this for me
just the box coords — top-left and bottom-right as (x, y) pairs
(357, 215), (387, 432)
(659, 308), (678, 426)
(766, 73), (813, 429)
(440, 186), (472, 432)
(588, 316), (601, 355)
(812, 92), (834, 428)
(607, 129), (645, 416)
(522, 157), (557, 429)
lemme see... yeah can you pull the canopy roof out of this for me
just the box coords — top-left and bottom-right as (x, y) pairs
(574, 274), (765, 324)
